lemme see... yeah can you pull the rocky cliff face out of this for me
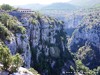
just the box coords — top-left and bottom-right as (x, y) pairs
(48, 13), (84, 29)
(68, 11), (100, 69)
(0, 12), (75, 75)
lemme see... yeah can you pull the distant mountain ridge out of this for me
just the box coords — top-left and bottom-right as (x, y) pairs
(15, 2), (78, 11)
(69, 0), (100, 7)
(41, 2), (78, 10)
(15, 4), (45, 10)
(14, 0), (100, 11)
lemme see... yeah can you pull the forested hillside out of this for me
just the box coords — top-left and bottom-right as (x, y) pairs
(68, 7), (100, 75)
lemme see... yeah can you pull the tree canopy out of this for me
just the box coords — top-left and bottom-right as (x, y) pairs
(0, 44), (23, 73)
(0, 4), (14, 11)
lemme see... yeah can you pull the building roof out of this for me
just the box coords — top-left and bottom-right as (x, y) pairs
(17, 8), (32, 11)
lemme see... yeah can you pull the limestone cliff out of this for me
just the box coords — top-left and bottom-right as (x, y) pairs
(68, 11), (100, 69)
(0, 12), (75, 75)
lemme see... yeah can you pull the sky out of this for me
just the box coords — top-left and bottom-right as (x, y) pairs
(0, 0), (72, 5)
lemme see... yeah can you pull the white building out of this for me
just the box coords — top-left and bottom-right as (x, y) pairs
(17, 8), (34, 13)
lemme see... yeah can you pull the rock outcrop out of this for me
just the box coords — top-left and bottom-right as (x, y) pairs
(68, 11), (100, 69)
(0, 12), (75, 75)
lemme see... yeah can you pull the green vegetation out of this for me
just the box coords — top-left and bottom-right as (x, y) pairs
(0, 13), (26, 34)
(0, 22), (11, 41)
(76, 60), (95, 75)
(0, 44), (23, 73)
(75, 59), (100, 75)
(70, 10), (100, 75)
(15, 26), (26, 34)
(0, 4), (14, 11)
(36, 12), (43, 19)
(74, 45), (100, 75)
(31, 19), (38, 25)
(0, 13), (10, 26)
(10, 53), (23, 73)
(0, 44), (12, 71)
(77, 46), (93, 61)
(29, 68), (40, 75)
(0, 4), (99, 75)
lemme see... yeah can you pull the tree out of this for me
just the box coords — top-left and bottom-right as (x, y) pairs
(0, 45), (12, 71)
(0, 13), (10, 26)
(9, 53), (23, 73)
(0, 13), (26, 34)
(0, 4), (13, 11)
(0, 44), (23, 73)
(0, 22), (12, 42)
(76, 60), (96, 75)
(12, 53), (23, 68)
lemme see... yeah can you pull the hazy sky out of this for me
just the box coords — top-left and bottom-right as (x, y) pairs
(0, 0), (72, 5)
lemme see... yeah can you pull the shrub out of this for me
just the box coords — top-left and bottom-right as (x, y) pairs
(0, 4), (14, 11)
(0, 45), (12, 71)
(7, 18), (18, 30)
(10, 53), (23, 73)
(0, 44), (23, 73)
(29, 68), (40, 75)
(15, 26), (26, 34)
(0, 13), (26, 34)
(76, 60), (96, 75)
(0, 22), (11, 41)
(31, 19), (38, 25)
(0, 13), (10, 26)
